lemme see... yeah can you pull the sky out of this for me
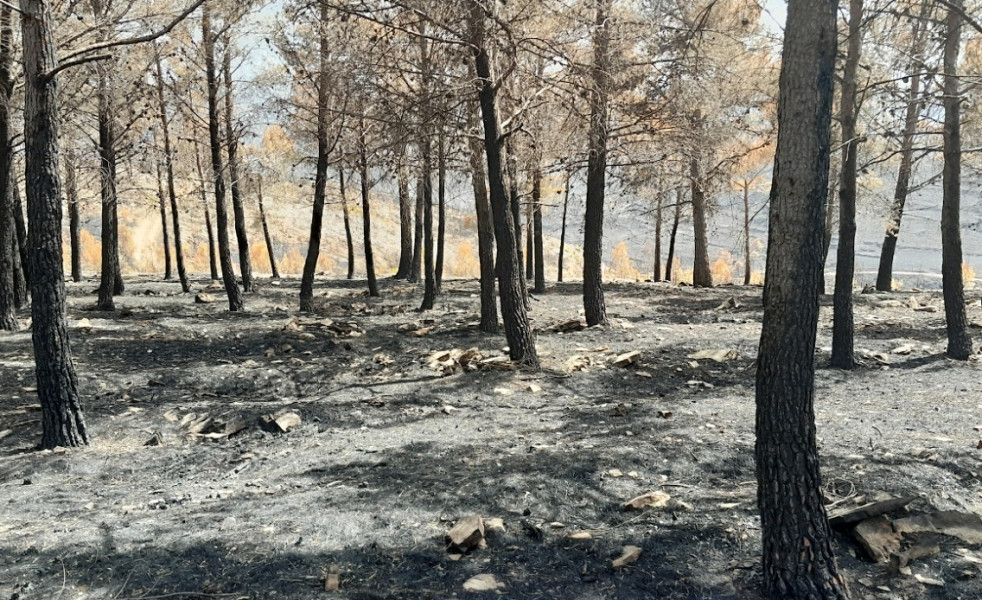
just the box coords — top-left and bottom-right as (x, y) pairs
(760, 0), (787, 35)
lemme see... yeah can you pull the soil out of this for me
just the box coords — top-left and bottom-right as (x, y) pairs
(1, 276), (982, 600)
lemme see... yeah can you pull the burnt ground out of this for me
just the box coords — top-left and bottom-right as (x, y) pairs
(1, 276), (982, 600)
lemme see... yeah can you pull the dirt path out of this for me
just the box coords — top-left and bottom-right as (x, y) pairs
(1, 277), (981, 600)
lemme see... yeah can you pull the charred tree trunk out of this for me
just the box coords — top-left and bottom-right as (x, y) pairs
(300, 9), (332, 311)
(504, 142), (528, 307)
(743, 183), (752, 285)
(359, 136), (378, 298)
(467, 127), (498, 333)
(394, 144), (413, 279)
(940, 1), (972, 360)
(876, 9), (928, 292)
(203, 4), (243, 311)
(21, 0), (89, 448)
(256, 176), (279, 279)
(665, 188), (682, 282)
(583, 0), (611, 325)
(65, 146), (81, 284)
(435, 135), (446, 295)
(821, 163), (839, 293)
(831, 0), (863, 369)
(420, 136), (436, 310)
(0, 2), (17, 330)
(410, 173), (423, 283)
(531, 159), (545, 293)
(341, 168), (354, 279)
(558, 171), (570, 283)
(154, 48), (189, 292)
(755, 1), (848, 597)
(690, 153), (712, 288)
(653, 190), (663, 282)
(467, 0), (538, 368)
(223, 45), (253, 292)
(525, 191), (533, 280)
(155, 156), (172, 280)
(12, 159), (27, 288)
(194, 139), (219, 281)
(95, 65), (122, 309)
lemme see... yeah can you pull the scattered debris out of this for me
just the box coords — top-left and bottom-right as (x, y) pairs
(623, 491), (671, 511)
(325, 573), (340, 591)
(913, 573), (944, 587)
(569, 531), (593, 540)
(544, 319), (586, 333)
(427, 348), (483, 375)
(612, 351), (641, 368)
(261, 412), (302, 434)
(144, 432), (164, 447)
(891, 543), (941, 571)
(893, 511), (982, 545)
(446, 515), (485, 553)
(715, 297), (741, 311)
(612, 545), (642, 568)
(462, 574), (504, 592)
(687, 348), (739, 362)
(194, 293), (218, 304)
(828, 495), (917, 527)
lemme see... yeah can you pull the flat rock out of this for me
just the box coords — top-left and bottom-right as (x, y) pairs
(853, 515), (901, 563)
(194, 293), (218, 304)
(894, 511), (982, 545)
(612, 351), (641, 368)
(462, 574), (504, 592)
(446, 515), (484, 553)
(612, 545), (642, 568)
(623, 491), (671, 511)
(828, 495), (917, 527)
(687, 348), (739, 362)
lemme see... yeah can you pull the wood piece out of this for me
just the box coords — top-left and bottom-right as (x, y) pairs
(623, 491), (671, 511)
(893, 511), (982, 545)
(687, 349), (739, 362)
(462, 574), (503, 592)
(828, 495), (917, 527)
(612, 351), (641, 368)
(612, 545), (642, 568)
(853, 516), (901, 563)
(261, 411), (302, 433)
(446, 515), (484, 553)
(325, 573), (340, 591)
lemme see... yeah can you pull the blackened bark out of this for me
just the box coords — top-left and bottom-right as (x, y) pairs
(65, 146), (82, 283)
(0, 3), (17, 330)
(223, 46), (253, 292)
(467, 128), (498, 333)
(504, 141), (528, 307)
(21, 0), (88, 448)
(941, 1), (972, 360)
(755, 1), (848, 597)
(12, 159), (27, 287)
(256, 176), (279, 279)
(653, 191), (663, 282)
(558, 171), (570, 283)
(359, 139), (378, 298)
(410, 173), (423, 283)
(435, 136), (446, 295)
(154, 48), (189, 293)
(341, 168), (354, 279)
(831, 0), (863, 369)
(876, 7), (928, 292)
(394, 144), (412, 279)
(583, 0), (610, 325)
(742, 184), (751, 285)
(193, 139), (219, 281)
(467, 0), (538, 368)
(531, 159), (545, 293)
(665, 188), (682, 282)
(690, 154), (712, 288)
(300, 10), (331, 311)
(525, 189), (533, 280)
(155, 156), (172, 280)
(95, 66), (122, 310)
(420, 136), (436, 310)
(203, 4), (243, 311)
(821, 162), (838, 293)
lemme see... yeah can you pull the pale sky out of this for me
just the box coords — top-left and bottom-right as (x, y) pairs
(761, 0), (787, 34)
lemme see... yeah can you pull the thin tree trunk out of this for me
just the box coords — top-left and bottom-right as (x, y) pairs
(743, 183), (752, 285)
(690, 152), (712, 287)
(467, 126), (498, 333)
(300, 7), (331, 312)
(155, 47), (189, 292)
(410, 173), (423, 283)
(0, 2), (15, 330)
(95, 52), (122, 309)
(435, 135), (446, 294)
(155, 155), (172, 280)
(256, 175), (279, 279)
(394, 144), (412, 279)
(831, 0), (863, 369)
(21, 0), (88, 448)
(653, 190), (663, 281)
(558, 171), (570, 283)
(65, 148), (81, 284)
(941, 0), (972, 360)
(525, 188), (533, 280)
(583, 0), (611, 325)
(420, 135), (436, 310)
(12, 157), (28, 288)
(194, 139), (219, 281)
(531, 158), (545, 294)
(504, 142), (529, 307)
(665, 188), (682, 282)
(821, 162), (839, 293)
(359, 134), (378, 298)
(876, 8), (928, 292)
(341, 168), (354, 279)
(223, 44), (253, 292)
(755, 1), (848, 596)
(467, 0), (538, 368)
(203, 3), (243, 311)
